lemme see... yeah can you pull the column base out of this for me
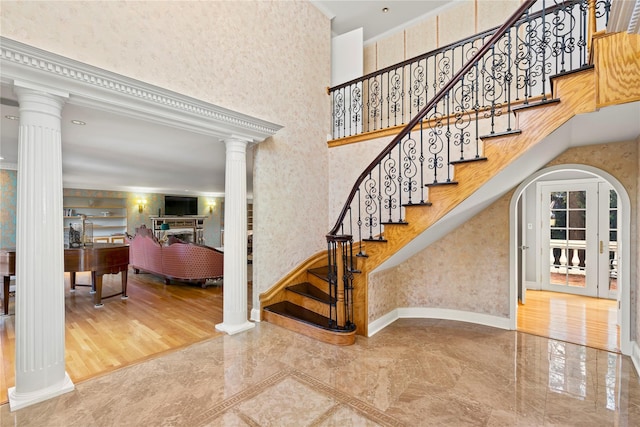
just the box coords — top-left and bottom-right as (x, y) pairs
(8, 372), (75, 411)
(250, 308), (262, 322)
(215, 320), (255, 335)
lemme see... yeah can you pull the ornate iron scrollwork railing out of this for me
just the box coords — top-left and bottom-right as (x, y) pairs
(330, 0), (611, 140)
(326, 0), (611, 332)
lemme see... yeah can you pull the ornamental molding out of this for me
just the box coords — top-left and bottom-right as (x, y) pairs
(0, 37), (282, 141)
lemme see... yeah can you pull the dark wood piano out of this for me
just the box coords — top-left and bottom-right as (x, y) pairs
(66, 243), (130, 307)
(0, 244), (129, 314)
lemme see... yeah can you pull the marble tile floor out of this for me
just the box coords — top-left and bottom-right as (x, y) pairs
(1, 318), (639, 426)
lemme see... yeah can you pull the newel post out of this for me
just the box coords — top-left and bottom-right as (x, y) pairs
(335, 241), (346, 327)
(587, 0), (597, 52)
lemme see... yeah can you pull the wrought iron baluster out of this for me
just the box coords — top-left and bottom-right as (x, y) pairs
(445, 92), (452, 182)
(356, 189), (363, 255)
(505, 29), (513, 133)
(383, 152), (396, 223)
(377, 164), (383, 237)
(327, 240), (337, 327)
(540, 0), (548, 99)
(364, 170), (377, 239)
(419, 121), (425, 203)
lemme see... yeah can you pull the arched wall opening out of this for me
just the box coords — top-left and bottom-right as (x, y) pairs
(509, 164), (632, 355)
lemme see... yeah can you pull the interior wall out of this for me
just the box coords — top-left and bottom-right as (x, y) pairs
(0, 169), (17, 248)
(368, 141), (638, 326)
(636, 135), (640, 346)
(363, 0), (521, 74)
(0, 1), (331, 296)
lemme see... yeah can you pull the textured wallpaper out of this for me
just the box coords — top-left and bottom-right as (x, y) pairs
(369, 141), (639, 327)
(0, 170), (17, 248)
(1, 1), (332, 299)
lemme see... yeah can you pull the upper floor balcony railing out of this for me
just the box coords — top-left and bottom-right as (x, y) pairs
(329, 0), (612, 140)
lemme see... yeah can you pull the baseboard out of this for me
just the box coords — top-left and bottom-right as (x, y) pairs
(368, 307), (511, 337)
(250, 308), (262, 323)
(631, 341), (640, 377)
(367, 309), (399, 337)
(525, 281), (539, 290)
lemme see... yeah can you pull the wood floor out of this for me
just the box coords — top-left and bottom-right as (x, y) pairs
(0, 270), (239, 405)
(518, 289), (619, 353)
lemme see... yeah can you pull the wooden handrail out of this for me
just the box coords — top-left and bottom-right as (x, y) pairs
(327, 0), (537, 239)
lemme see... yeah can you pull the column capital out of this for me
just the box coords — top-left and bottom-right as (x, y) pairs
(14, 81), (68, 124)
(14, 79), (69, 102)
(223, 136), (253, 147)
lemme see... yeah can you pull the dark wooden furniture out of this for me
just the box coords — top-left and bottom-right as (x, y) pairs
(0, 248), (16, 315)
(0, 244), (129, 312)
(65, 243), (129, 307)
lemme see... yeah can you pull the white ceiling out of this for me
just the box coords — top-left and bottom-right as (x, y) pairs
(313, 0), (453, 42)
(0, 84), (237, 196)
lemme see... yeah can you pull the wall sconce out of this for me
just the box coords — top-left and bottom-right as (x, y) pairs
(208, 200), (216, 214)
(137, 198), (147, 213)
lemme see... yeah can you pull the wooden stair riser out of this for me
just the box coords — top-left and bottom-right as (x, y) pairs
(262, 309), (356, 346)
(259, 251), (328, 310)
(306, 273), (331, 294)
(285, 289), (331, 318)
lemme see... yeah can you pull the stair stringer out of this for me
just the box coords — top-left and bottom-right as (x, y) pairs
(349, 66), (599, 336)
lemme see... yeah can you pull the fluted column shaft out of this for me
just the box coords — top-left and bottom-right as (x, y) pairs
(8, 86), (74, 411)
(215, 137), (254, 335)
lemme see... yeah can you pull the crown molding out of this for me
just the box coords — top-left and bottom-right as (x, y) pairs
(0, 37), (283, 142)
(0, 162), (18, 171)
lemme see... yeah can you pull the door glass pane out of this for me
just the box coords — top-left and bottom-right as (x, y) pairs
(569, 190), (586, 208)
(549, 190), (587, 289)
(608, 189), (618, 293)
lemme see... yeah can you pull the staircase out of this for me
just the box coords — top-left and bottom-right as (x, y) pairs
(261, 0), (640, 344)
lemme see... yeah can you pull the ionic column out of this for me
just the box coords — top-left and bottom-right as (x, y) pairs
(8, 85), (74, 411)
(215, 137), (255, 335)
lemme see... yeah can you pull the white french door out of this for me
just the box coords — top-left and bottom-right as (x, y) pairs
(538, 179), (617, 299)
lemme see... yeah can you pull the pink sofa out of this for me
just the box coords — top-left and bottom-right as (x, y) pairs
(128, 226), (223, 288)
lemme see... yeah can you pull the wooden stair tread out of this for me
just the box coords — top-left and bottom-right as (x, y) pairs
(263, 301), (356, 346)
(425, 180), (458, 187)
(287, 282), (334, 304)
(264, 301), (347, 332)
(308, 266), (331, 282)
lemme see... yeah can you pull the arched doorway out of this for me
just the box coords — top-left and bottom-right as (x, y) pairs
(509, 164), (631, 355)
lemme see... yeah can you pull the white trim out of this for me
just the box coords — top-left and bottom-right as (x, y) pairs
(509, 164), (632, 355)
(250, 308), (262, 323)
(631, 341), (640, 377)
(525, 280), (539, 290)
(215, 321), (255, 335)
(367, 309), (399, 337)
(0, 37), (283, 142)
(368, 307), (511, 337)
(9, 373), (74, 411)
(0, 162), (18, 171)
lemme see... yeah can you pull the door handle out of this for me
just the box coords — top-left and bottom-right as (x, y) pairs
(600, 240), (603, 254)
(520, 245), (529, 250)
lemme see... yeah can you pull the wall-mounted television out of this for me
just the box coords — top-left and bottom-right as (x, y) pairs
(164, 196), (198, 216)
